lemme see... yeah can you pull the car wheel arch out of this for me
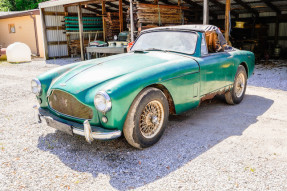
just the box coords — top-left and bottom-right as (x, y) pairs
(145, 84), (176, 115)
(240, 62), (248, 77)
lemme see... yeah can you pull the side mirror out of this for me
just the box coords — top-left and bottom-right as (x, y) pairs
(114, 35), (118, 41)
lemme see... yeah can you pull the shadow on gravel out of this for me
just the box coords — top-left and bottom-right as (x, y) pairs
(37, 94), (273, 190)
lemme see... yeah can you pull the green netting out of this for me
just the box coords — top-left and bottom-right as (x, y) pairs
(66, 28), (103, 31)
(65, 20), (102, 24)
(65, 24), (102, 27)
(65, 16), (102, 20)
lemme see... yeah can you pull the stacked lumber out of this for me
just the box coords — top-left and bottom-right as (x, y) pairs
(105, 12), (121, 41)
(127, 3), (187, 40)
(69, 40), (89, 56)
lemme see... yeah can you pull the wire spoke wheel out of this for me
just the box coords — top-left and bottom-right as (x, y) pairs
(139, 100), (164, 139)
(123, 87), (169, 149)
(225, 65), (247, 105)
(235, 73), (245, 98)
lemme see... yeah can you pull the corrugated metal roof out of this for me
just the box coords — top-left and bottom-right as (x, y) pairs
(0, 9), (39, 19)
(38, 0), (287, 14)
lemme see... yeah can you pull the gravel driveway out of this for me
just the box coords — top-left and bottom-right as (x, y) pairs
(0, 59), (287, 191)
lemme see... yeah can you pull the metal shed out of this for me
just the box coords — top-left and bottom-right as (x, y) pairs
(39, 0), (287, 60)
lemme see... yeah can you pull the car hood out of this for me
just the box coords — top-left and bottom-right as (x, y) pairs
(49, 52), (187, 95)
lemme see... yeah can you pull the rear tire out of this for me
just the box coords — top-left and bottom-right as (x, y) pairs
(123, 88), (169, 149)
(225, 65), (247, 105)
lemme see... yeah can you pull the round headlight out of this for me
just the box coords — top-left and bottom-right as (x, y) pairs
(31, 78), (42, 96)
(94, 91), (112, 113)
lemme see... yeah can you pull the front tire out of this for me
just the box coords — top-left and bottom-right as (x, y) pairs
(123, 88), (169, 149)
(225, 65), (247, 104)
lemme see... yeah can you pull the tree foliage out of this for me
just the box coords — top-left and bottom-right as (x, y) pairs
(0, 0), (47, 11)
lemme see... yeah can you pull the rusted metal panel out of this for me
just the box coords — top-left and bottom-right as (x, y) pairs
(200, 86), (232, 103)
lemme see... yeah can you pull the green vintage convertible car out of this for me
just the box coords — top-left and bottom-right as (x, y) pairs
(32, 25), (254, 149)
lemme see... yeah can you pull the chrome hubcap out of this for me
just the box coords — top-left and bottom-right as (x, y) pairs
(235, 73), (245, 98)
(140, 100), (164, 139)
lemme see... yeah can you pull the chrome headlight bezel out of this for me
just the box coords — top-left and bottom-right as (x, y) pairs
(31, 78), (42, 96)
(94, 91), (112, 113)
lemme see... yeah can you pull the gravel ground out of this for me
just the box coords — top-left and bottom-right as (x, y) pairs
(0, 59), (287, 191)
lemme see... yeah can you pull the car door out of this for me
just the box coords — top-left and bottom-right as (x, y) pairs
(196, 33), (234, 96)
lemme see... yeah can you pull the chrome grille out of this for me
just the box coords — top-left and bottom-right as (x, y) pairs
(48, 90), (93, 119)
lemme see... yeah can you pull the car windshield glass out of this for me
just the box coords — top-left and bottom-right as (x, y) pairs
(131, 31), (197, 54)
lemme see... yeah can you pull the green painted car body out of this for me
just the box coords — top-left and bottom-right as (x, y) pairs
(35, 25), (255, 134)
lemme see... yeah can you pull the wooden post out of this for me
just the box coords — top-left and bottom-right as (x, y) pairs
(225, 0), (231, 44)
(130, 0), (134, 42)
(40, 8), (49, 59)
(64, 7), (71, 57)
(102, 0), (106, 41)
(119, 0), (123, 32)
(77, 5), (84, 61)
(203, 0), (209, 24)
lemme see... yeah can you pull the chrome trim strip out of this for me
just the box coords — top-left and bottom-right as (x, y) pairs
(73, 128), (122, 141)
(35, 106), (121, 141)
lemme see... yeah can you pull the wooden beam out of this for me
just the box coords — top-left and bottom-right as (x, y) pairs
(47, 41), (68, 45)
(40, 8), (49, 60)
(214, 14), (287, 23)
(63, 0), (119, 8)
(210, 0), (238, 18)
(119, 0), (123, 32)
(64, 7), (71, 57)
(233, 0), (259, 17)
(77, 5), (85, 61)
(46, 26), (65, 30)
(135, 3), (189, 10)
(261, 0), (281, 14)
(106, 1), (127, 11)
(90, 3), (115, 12)
(130, 0), (135, 42)
(102, 0), (107, 42)
(44, 11), (96, 17)
(122, 0), (130, 6)
(81, 5), (101, 14)
(225, 0), (231, 44)
(159, 0), (174, 5)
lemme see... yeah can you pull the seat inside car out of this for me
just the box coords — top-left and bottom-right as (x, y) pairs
(205, 31), (223, 53)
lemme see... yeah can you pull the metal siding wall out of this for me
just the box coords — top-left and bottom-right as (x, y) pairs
(279, 23), (287, 47)
(267, 22), (287, 48)
(44, 5), (68, 58)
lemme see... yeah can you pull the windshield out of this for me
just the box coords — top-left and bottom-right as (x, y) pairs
(131, 31), (197, 54)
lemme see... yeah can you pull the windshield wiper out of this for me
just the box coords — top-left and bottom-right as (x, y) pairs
(132, 48), (167, 53)
(131, 49), (145, 53)
(144, 48), (166, 52)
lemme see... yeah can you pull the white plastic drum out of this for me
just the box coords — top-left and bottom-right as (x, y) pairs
(6, 42), (31, 63)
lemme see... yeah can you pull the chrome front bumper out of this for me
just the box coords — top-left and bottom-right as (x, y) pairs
(33, 105), (121, 142)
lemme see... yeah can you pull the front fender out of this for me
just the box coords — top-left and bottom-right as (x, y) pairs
(37, 62), (81, 107)
(99, 58), (200, 130)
